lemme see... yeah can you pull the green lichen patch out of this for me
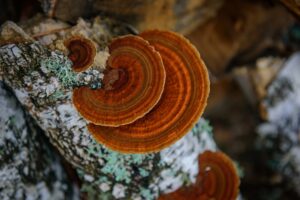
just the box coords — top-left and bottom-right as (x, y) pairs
(139, 168), (150, 177)
(192, 119), (214, 144)
(139, 186), (153, 200)
(40, 52), (78, 88)
(40, 50), (103, 90)
(87, 139), (155, 184)
(197, 119), (213, 135)
(48, 90), (66, 101)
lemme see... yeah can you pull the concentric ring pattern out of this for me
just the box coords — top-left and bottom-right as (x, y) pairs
(64, 35), (96, 72)
(88, 30), (210, 153)
(197, 151), (240, 200)
(73, 35), (166, 126)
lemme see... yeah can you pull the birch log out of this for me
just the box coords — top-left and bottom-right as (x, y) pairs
(257, 53), (300, 196)
(0, 82), (77, 200)
(0, 18), (217, 199)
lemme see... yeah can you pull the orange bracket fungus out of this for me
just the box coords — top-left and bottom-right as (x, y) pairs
(88, 30), (210, 153)
(64, 35), (96, 72)
(159, 151), (240, 200)
(196, 151), (240, 200)
(73, 35), (166, 126)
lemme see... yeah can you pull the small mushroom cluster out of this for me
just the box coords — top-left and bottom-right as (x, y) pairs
(159, 151), (240, 200)
(66, 30), (210, 153)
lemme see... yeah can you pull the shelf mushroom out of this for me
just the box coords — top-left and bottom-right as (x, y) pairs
(64, 35), (97, 72)
(158, 151), (240, 200)
(196, 151), (240, 200)
(73, 35), (166, 126)
(88, 30), (210, 153)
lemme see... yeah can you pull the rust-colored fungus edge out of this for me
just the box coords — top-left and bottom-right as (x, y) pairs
(88, 30), (210, 153)
(197, 151), (240, 200)
(73, 35), (166, 126)
(158, 151), (240, 200)
(64, 35), (96, 72)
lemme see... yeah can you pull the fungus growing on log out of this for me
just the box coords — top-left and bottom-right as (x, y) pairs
(196, 151), (240, 200)
(73, 35), (166, 126)
(64, 35), (96, 72)
(88, 30), (210, 153)
(158, 151), (240, 200)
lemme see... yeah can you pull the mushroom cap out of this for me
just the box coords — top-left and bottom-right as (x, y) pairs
(88, 30), (210, 153)
(73, 35), (166, 126)
(64, 35), (96, 72)
(197, 151), (240, 200)
(158, 151), (240, 200)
